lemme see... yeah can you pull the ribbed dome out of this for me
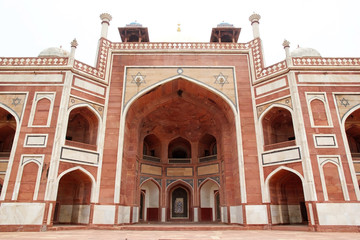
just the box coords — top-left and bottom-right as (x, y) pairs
(38, 47), (69, 57)
(291, 47), (321, 57)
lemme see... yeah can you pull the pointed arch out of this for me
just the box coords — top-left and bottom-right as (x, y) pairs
(264, 166), (305, 203)
(259, 104), (296, 150)
(65, 104), (101, 148)
(56, 166), (96, 203)
(0, 104), (20, 200)
(123, 75), (238, 117)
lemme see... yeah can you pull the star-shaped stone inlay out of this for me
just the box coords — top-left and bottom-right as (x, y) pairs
(340, 97), (350, 107)
(12, 97), (21, 106)
(131, 72), (146, 86)
(214, 72), (229, 86)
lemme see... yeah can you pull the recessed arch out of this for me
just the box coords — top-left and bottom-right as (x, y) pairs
(65, 105), (100, 147)
(54, 167), (95, 225)
(265, 167), (308, 225)
(260, 104), (296, 150)
(123, 75), (238, 118)
(264, 166), (305, 202)
(56, 166), (96, 202)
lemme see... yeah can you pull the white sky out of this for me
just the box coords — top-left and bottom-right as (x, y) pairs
(0, 0), (359, 66)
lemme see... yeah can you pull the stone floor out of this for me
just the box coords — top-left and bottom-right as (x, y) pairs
(0, 230), (359, 240)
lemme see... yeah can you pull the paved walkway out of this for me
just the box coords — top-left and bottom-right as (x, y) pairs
(0, 230), (359, 240)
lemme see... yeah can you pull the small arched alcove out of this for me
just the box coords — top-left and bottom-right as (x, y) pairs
(65, 107), (98, 150)
(268, 169), (308, 225)
(262, 106), (296, 151)
(168, 137), (191, 163)
(198, 134), (217, 162)
(53, 169), (93, 225)
(143, 134), (161, 162)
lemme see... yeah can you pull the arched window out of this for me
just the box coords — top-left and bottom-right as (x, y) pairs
(168, 137), (191, 163)
(143, 134), (161, 162)
(262, 107), (295, 151)
(65, 107), (98, 149)
(198, 134), (217, 162)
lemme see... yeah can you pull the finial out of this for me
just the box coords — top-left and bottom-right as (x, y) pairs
(249, 12), (261, 24)
(282, 39), (290, 48)
(100, 13), (112, 23)
(71, 38), (78, 48)
(177, 24), (181, 32)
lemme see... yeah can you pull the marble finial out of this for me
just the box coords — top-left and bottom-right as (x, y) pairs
(249, 13), (261, 23)
(71, 38), (78, 48)
(282, 39), (290, 48)
(100, 13), (112, 22)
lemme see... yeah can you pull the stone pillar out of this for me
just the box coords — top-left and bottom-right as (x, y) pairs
(69, 38), (78, 65)
(249, 13), (261, 39)
(283, 39), (292, 66)
(100, 13), (112, 39)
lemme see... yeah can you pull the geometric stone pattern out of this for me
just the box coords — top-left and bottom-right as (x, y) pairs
(334, 94), (360, 121)
(0, 93), (27, 119)
(68, 96), (104, 118)
(124, 67), (237, 109)
(256, 96), (292, 118)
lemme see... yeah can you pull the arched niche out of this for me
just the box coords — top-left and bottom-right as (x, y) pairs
(168, 137), (191, 159)
(0, 107), (16, 158)
(54, 169), (93, 225)
(262, 106), (295, 151)
(65, 106), (98, 149)
(32, 97), (51, 126)
(143, 134), (161, 161)
(268, 169), (308, 225)
(198, 134), (217, 162)
(345, 108), (360, 158)
(310, 98), (328, 126)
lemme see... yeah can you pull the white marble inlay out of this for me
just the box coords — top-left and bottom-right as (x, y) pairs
(0, 74), (63, 82)
(118, 206), (131, 224)
(24, 134), (47, 147)
(317, 203), (360, 225)
(262, 147), (300, 165)
(230, 206), (243, 224)
(256, 78), (286, 95)
(93, 205), (115, 224)
(61, 147), (99, 165)
(314, 134), (337, 148)
(245, 205), (268, 224)
(298, 74), (360, 83)
(0, 202), (45, 225)
(74, 78), (105, 95)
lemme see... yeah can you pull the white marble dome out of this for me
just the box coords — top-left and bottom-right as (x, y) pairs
(38, 47), (69, 57)
(291, 47), (321, 57)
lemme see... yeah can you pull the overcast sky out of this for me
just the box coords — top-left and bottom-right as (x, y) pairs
(0, 0), (359, 66)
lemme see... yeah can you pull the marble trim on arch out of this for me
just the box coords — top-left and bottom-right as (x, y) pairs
(256, 96), (292, 118)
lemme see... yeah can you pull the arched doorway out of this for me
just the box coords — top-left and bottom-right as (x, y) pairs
(140, 180), (160, 222)
(53, 169), (93, 225)
(268, 169), (308, 225)
(121, 78), (239, 223)
(168, 184), (191, 221)
(0, 107), (17, 196)
(199, 180), (219, 221)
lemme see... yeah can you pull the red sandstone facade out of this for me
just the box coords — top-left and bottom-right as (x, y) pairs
(0, 13), (360, 232)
